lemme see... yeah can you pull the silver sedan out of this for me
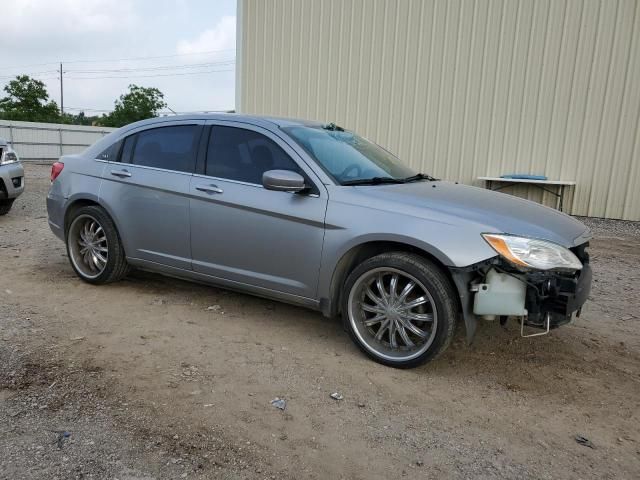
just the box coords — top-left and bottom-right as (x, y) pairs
(46, 114), (592, 368)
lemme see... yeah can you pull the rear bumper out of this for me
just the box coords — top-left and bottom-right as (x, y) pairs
(0, 162), (25, 200)
(46, 192), (66, 241)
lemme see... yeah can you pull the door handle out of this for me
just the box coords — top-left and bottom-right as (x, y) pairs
(196, 184), (224, 194)
(110, 169), (132, 178)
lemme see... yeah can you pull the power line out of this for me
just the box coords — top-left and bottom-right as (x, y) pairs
(0, 49), (236, 72)
(0, 60), (235, 83)
(65, 68), (234, 80)
(64, 107), (114, 112)
(67, 60), (235, 74)
(0, 70), (59, 79)
(64, 106), (232, 115)
(63, 48), (236, 65)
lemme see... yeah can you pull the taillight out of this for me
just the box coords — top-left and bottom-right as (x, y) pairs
(51, 162), (64, 182)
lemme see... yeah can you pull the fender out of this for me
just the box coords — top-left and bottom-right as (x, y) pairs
(317, 233), (456, 319)
(61, 193), (128, 257)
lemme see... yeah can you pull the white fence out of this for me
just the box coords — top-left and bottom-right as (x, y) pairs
(0, 120), (115, 163)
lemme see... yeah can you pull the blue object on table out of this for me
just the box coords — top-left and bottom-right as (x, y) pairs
(500, 174), (548, 180)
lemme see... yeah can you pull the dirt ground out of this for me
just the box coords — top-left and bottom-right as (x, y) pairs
(1, 163), (639, 479)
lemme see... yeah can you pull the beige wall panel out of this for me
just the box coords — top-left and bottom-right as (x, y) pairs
(238, 0), (640, 220)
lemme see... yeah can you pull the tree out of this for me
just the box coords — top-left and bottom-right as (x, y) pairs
(0, 75), (60, 122)
(60, 111), (100, 126)
(99, 84), (167, 127)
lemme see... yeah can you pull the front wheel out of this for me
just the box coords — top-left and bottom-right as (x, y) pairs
(66, 205), (130, 284)
(342, 252), (458, 368)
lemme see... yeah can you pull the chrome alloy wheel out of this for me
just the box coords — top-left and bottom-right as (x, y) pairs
(68, 214), (108, 279)
(347, 267), (438, 361)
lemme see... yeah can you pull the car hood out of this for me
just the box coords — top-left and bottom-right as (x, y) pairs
(348, 181), (590, 247)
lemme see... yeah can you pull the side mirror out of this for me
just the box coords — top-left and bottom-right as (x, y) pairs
(262, 169), (307, 192)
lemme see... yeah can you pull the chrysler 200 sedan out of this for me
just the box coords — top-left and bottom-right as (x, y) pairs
(46, 115), (592, 368)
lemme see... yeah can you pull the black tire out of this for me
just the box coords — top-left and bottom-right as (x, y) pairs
(65, 205), (130, 284)
(342, 252), (458, 368)
(0, 199), (14, 216)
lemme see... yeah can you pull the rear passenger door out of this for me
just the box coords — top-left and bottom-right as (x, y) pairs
(189, 122), (327, 299)
(99, 122), (204, 270)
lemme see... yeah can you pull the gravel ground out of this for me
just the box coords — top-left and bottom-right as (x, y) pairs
(1, 164), (639, 479)
(576, 216), (640, 238)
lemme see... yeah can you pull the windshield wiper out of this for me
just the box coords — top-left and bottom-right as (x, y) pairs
(341, 173), (438, 186)
(341, 177), (406, 186)
(402, 173), (438, 182)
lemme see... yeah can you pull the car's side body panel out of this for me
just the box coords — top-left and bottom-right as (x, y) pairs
(127, 257), (321, 310)
(100, 164), (193, 269)
(188, 120), (329, 298)
(46, 154), (106, 240)
(96, 120), (205, 269)
(46, 114), (592, 342)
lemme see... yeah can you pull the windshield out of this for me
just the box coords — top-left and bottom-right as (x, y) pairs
(283, 126), (417, 184)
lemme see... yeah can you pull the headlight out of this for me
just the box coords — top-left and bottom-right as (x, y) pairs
(0, 147), (19, 165)
(482, 233), (582, 271)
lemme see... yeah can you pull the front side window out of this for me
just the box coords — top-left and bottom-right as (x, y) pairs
(283, 126), (417, 184)
(206, 126), (302, 184)
(127, 125), (200, 173)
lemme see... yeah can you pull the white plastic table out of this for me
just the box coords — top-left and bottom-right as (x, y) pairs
(478, 177), (576, 212)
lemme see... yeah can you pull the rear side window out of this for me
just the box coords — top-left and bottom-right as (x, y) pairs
(206, 126), (302, 184)
(96, 140), (121, 161)
(121, 135), (135, 164)
(126, 125), (200, 173)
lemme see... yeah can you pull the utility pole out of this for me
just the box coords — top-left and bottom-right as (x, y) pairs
(59, 63), (64, 115)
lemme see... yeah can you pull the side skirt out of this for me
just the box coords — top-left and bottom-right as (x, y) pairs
(126, 257), (322, 311)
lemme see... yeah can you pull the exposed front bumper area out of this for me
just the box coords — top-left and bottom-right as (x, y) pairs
(519, 261), (592, 329)
(0, 161), (25, 200)
(450, 243), (592, 341)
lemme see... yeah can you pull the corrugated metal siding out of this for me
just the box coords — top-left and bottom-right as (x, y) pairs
(238, 0), (640, 220)
(0, 120), (115, 162)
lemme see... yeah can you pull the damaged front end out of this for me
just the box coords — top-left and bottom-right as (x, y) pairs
(451, 241), (592, 342)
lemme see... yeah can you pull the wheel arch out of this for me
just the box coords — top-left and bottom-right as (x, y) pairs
(323, 239), (460, 320)
(63, 196), (125, 253)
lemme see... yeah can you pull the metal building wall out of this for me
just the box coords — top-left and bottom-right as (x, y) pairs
(237, 0), (640, 220)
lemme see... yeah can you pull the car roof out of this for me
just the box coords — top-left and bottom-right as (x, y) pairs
(126, 113), (325, 130)
(84, 113), (330, 161)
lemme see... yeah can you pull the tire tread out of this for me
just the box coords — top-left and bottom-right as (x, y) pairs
(66, 205), (130, 284)
(342, 252), (458, 368)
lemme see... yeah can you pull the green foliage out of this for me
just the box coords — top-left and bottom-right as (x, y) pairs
(0, 77), (166, 127)
(59, 111), (100, 126)
(98, 84), (167, 127)
(0, 75), (61, 122)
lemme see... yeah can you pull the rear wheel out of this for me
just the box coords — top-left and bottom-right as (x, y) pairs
(0, 199), (14, 216)
(66, 205), (129, 284)
(342, 252), (457, 368)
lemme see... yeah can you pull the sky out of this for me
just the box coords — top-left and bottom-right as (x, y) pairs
(0, 0), (237, 115)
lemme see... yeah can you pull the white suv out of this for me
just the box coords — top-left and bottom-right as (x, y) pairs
(0, 137), (25, 215)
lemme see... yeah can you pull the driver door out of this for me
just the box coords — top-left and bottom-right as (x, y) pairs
(189, 122), (328, 299)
